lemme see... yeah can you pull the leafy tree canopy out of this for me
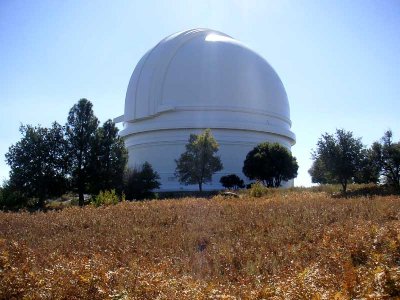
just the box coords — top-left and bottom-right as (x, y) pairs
(124, 162), (160, 200)
(243, 142), (298, 188)
(220, 174), (245, 190)
(175, 129), (223, 192)
(3, 99), (128, 210)
(371, 130), (400, 188)
(353, 148), (380, 184)
(5, 123), (68, 207)
(0, 181), (28, 211)
(309, 129), (367, 193)
(310, 148), (380, 186)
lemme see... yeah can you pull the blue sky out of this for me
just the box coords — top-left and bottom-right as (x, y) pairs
(1, 0), (399, 186)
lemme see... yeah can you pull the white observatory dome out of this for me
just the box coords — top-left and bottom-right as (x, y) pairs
(116, 28), (295, 191)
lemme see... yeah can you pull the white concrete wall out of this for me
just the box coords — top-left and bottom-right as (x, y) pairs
(124, 127), (294, 191)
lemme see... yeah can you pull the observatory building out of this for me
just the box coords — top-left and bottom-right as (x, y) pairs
(115, 28), (295, 191)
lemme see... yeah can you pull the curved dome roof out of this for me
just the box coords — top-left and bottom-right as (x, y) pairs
(123, 28), (291, 125)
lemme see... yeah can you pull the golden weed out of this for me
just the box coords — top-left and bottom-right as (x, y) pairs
(0, 191), (399, 299)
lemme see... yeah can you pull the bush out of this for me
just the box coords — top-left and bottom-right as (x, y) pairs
(308, 184), (343, 194)
(0, 183), (28, 211)
(220, 174), (245, 190)
(124, 162), (160, 200)
(91, 190), (119, 207)
(249, 181), (266, 197)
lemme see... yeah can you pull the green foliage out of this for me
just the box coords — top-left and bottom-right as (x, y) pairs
(66, 99), (99, 206)
(66, 100), (128, 205)
(5, 123), (69, 208)
(124, 162), (161, 200)
(309, 129), (366, 193)
(371, 130), (400, 188)
(249, 181), (266, 197)
(175, 129), (223, 192)
(91, 190), (120, 207)
(0, 182), (28, 211)
(353, 148), (380, 184)
(89, 119), (128, 194)
(220, 174), (245, 190)
(70, 197), (79, 206)
(243, 142), (298, 188)
(3, 99), (128, 210)
(308, 157), (334, 184)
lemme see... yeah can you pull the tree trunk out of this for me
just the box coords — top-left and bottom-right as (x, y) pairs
(38, 197), (45, 209)
(38, 183), (45, 209)
(198, 182), (203, 193)
(391, 167), (400, 189)
(341, 180), (347, 194)
(78, 191), (84, 206)
(77, 158), (85, 206)
(274, 177), (281, 188)
(78, 177), (84, 206)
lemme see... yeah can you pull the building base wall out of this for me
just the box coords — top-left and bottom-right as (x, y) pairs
(124, 128), (294, 191)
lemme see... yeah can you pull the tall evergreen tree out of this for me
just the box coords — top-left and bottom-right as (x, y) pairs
(89, 119), (128, 194)
(66, 99), (99, 206)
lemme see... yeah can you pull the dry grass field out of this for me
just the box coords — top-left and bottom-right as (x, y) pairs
(0, 189), (399, 299)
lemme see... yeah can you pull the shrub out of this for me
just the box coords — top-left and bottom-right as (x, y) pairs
(220, 174), (245, 190)
(70, 197), (79, 206)
(0, 183), (28, 211)
(124, 162), (161, 200)
(91, 190), (119, 207)
(249, 181), (266, 197)
(309, 184), (342, 194)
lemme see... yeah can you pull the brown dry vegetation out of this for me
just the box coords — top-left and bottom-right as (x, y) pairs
(0, 191), (399, 299)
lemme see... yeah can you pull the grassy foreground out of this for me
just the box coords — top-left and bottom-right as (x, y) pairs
(0, 191), (399, 299)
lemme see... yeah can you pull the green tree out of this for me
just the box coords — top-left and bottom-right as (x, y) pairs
(371, 130), (400, 188)
(309, 129), (366, 193)
(89, 120), (128, 194)
(5, 123), (68, 208)
(243, 142), (298, 187)
(0, 181), (28, 211)
(308, 157), (333, 185)
(353, 148), (380, 184)
(310, 143), (379, 187)
(66, 99), (99, 206)
(175, 129), (223, 192)
(124, 162), (161, 200)
(219, 174), (245, 190)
